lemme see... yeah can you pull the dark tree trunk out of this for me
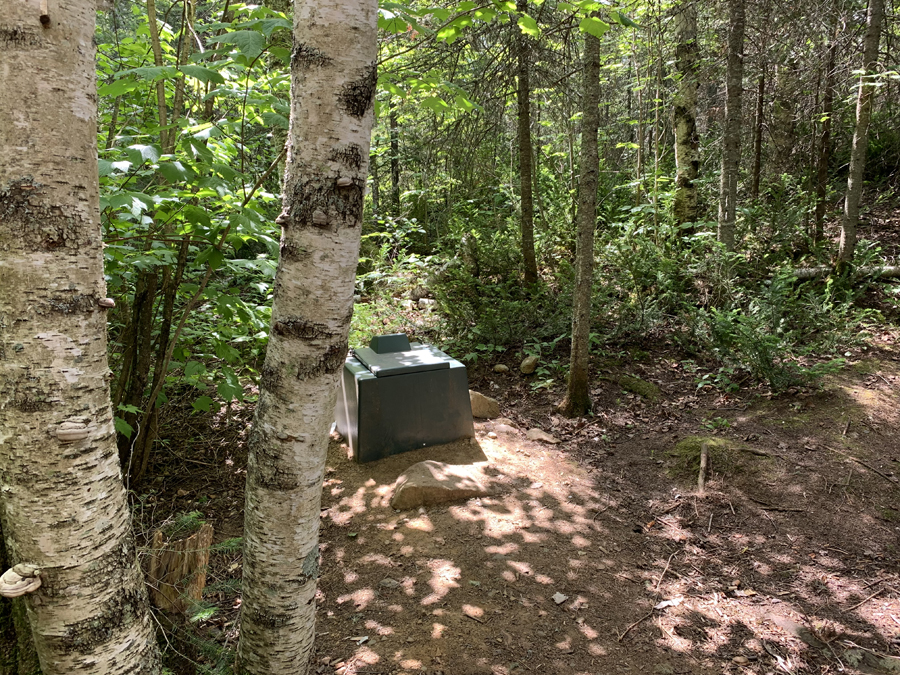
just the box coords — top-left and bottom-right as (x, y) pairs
(814, 32), (837, 242)
(559, 29), (601, 417)
(717, 0), (746, 251)
(517, 0), (538, 284)
(390, 106), (400, 215)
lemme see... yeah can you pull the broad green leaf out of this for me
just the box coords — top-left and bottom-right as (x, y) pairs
(261, 112), (289, 130)
(120, 65), (179, 81)
(183, 205), (212, 229)
(216, 30), (265, 59)
(179, 65), (225, 85)
(98, 78), (140, 97)
(126, 143), (161, 164)
(579, 16), (609, 38)
(474, 8), (497, 21)
(157, 161), (193, 183)
(192, 396), (215, 412)
(98, 159), (114, 177)
(610, 10), (640, 28)
(422, 96), (451, 114)
(114, 417), (134, 438)
(378, 12), (408, 32)
(517, 14), (540, 36)
(184, 361), (206, 377)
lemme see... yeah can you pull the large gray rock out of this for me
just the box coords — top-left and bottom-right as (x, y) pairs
(390, 461), (490, 509)
(520, 355), (539, 374)
(469, 390), (500, 419)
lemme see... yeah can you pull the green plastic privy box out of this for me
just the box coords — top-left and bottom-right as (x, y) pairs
(334, 334), (475, 463)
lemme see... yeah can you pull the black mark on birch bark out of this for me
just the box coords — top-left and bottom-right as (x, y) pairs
(284, 179), (364, 230)
(296, 342), (347, 380)
(279, 240), (308, 263)
(338, 64), (376, 119)
(50, 586), (145, 653)
(272, 318), (337, 340)
(0, 27), (43, 50)
(47, 294), (98, 315)
(260, 365), (282, 393)
(328, 144), (363, 171)
(292, 43), (332, 69)
(0, 178), (88, 251)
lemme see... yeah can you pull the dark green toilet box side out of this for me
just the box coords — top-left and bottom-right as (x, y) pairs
(334, 337), (474, 463)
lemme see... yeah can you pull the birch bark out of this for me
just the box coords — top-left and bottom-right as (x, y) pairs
(559, 30), (600, 418)
(838, 0), (884, 265)
(234, 0), (377, 669)
(0, 1), (161, 673)
(672, 2), (699, 227)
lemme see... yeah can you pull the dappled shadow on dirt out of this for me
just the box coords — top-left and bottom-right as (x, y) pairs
(142, 343), (900, 675)
(310, 346), (900, 675)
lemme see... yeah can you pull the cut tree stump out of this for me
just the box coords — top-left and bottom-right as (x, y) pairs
(149, 521), (213, 613)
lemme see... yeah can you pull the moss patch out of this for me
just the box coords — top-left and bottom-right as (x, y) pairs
(619, 375), (661, 401)
(667, 436), (745, 479)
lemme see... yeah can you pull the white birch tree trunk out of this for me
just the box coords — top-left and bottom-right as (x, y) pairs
(838, 0), (885, 265)
(672, 2), (699, 227)
(234, 0), (377, 669)
(0, 1), (161, 673)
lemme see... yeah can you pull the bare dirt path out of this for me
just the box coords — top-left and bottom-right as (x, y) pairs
(148, 344), (900, 675)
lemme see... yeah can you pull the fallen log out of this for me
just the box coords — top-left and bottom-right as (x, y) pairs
(792, 265), (900, 280)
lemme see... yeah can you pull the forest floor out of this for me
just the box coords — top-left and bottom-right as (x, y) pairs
(145, 325), (900, 675)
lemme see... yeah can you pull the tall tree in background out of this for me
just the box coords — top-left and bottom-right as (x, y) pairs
(815, 22), (839, 241)
(234, 0), (377, 670)
(838, 0), (885, 265)
(717, 0), (745, 250)
(672, 1), (699, 227)
(559, 25), (601, 417)
(517, 0), (539, 284)
(0, 0), (161, 672)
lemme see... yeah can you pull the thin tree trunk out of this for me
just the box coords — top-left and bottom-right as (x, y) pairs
(673, 1), (699, 227)
(234, 0), (377, 669)
(517, 0), (538, 284)
(772, 57), (797, 175)
(0, 0), (161, 671)
(750, 70), (765, 199)
(147, 0), (169, 150)
(559, 29), (601, 418)
(815, 30), (838, 241)
(390, 105), (400, 214)
(838, 0), (884, 265)
(717, 0), (745, 251)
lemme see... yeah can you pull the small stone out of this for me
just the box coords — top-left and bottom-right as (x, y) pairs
(469, 390), (500, 419)
(176, 489), (189, 497)
(399, 299), (415, 311)
(493, 364), (510, 373)
(526, 428), (560, 444)
(487, 432), (498, 439)
(418, 298), (436, 310)
(520, 355), (539, 374)
(494, 424), (517, 435)
(379, 578), (400, 589)
(732, 656), (749, 665)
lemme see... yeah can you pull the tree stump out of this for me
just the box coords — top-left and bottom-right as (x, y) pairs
(149, 521), (214, 613)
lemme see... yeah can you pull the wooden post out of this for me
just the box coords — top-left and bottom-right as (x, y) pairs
(149, 522), (213, 613)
